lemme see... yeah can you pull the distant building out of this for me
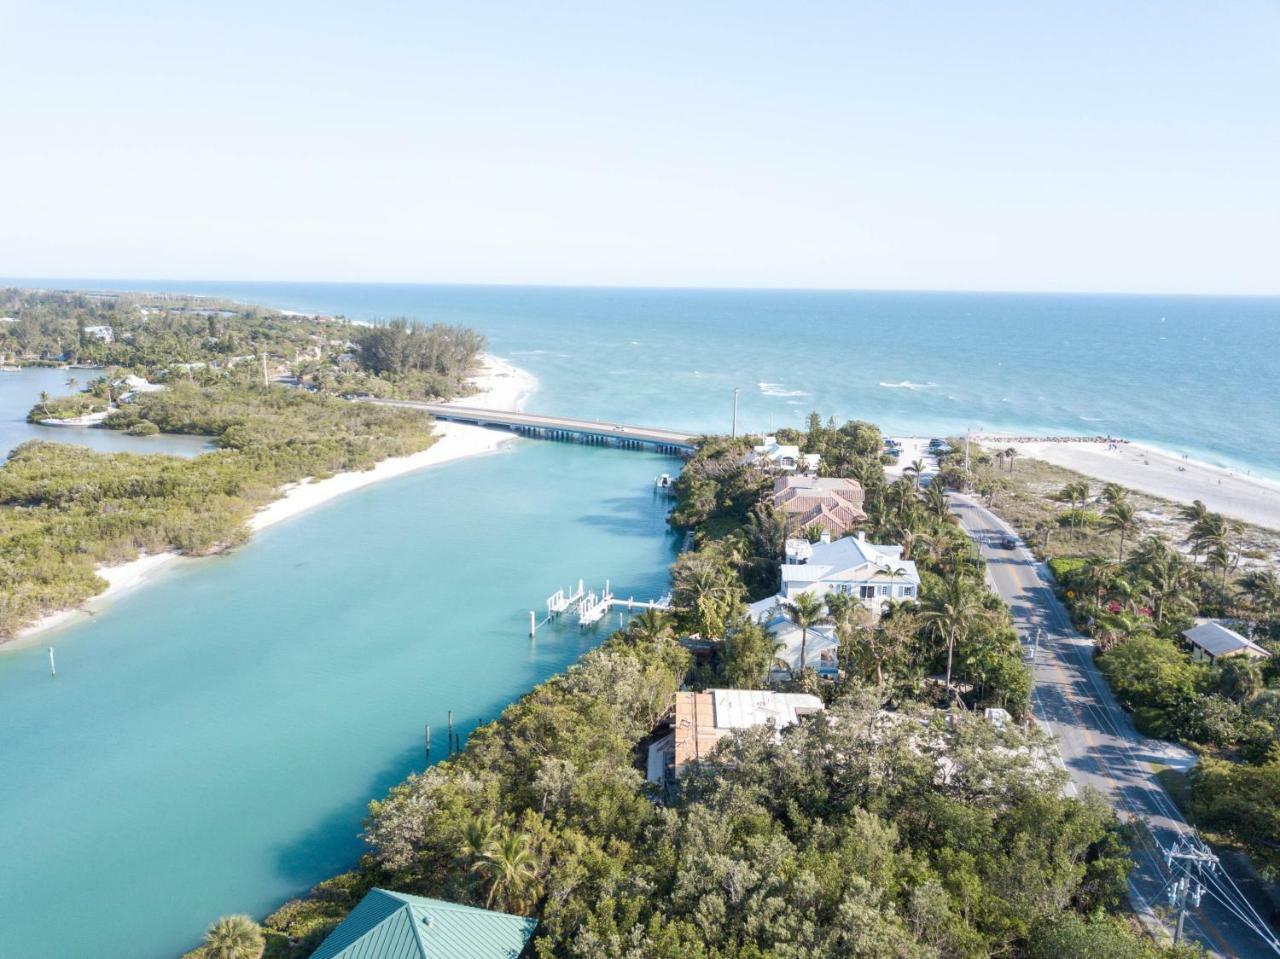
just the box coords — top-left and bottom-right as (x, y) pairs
(781, 532), (920, 612)
(308, 888), (537, 959)
(771, 475), (866, 536)
(83, 325), (114, 343)
(646, 689), (824, 788)
(747, 435), (818, 473)
(114, 374), (165, 400)
(746, 597), (840, 679)
(1182, 621), (1272, 665)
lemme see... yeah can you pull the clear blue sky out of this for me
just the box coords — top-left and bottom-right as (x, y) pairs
(1, 1), (1276, 293)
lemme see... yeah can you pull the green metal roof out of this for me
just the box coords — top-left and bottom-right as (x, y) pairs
(308, 889), (538, 959)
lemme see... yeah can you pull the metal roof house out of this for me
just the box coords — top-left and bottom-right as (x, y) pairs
(1182, 621), (1272, 665)
(780, 533), (920, 612)
(309, 888), (537, 959)
(746, 597), (840, 679)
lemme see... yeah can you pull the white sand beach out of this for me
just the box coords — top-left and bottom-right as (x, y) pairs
(10, 354), (537, 645)
(247, 353), (537, 532)
(978, 435), (1280, 532)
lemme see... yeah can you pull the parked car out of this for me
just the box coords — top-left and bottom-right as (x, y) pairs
(999, 535), (1018, 549)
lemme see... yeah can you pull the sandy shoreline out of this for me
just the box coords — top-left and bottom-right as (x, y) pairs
(976, 434), (1280, 531)
(9, 354), (537, 646)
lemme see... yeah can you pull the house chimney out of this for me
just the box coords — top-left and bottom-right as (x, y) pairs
(819, 528), (831, 544)
(857, 530), (866, 542)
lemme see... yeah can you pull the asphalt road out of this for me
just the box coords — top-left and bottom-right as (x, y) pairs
(951, 493), (1278, 958)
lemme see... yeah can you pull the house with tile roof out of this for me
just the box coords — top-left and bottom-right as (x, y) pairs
(308, 888), (537, 959)
(780, 532), (920, 613)
(771, 475), (866, 537)
(1182, 621), (1272, 665)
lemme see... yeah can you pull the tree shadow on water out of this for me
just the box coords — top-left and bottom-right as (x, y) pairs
(270, 740), (430, 892)
(577, 492), (677, 538)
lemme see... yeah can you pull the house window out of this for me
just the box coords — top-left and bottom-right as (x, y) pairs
(878, 585), (889, 596)
(837, 583), (852, 595)
(901, 585), (915, 598)
(859, 585), (876, 600)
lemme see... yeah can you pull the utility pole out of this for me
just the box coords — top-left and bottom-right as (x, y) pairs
(731, 387), (740, 438)
(964, 429), (971, 474)
(1165, 836), (1213, 943)
(261, 353), (269, 388)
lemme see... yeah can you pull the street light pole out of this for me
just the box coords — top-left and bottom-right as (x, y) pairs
(732, 387), (740, 438)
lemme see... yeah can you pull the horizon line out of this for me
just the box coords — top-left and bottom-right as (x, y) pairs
(4, 275), (1280, 300)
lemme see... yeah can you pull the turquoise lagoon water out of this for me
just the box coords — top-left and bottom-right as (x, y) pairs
(1, 366), (211, 459)
(0, 386), (680, 957)
(16, 280), (1280, 477)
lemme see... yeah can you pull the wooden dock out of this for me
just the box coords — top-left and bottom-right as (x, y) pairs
(537, 579), (673, 631)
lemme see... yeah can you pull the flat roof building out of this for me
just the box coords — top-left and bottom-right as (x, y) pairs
(646, 689), (824, 788)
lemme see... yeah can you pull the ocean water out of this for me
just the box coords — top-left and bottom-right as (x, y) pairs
(13, 280), (1280, 477)
(0, 358), (680, 958)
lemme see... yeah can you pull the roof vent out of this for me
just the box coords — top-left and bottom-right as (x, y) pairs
(421, 914), (433, 928)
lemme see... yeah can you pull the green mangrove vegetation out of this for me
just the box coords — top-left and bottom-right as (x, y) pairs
(0, 289), (488, 638)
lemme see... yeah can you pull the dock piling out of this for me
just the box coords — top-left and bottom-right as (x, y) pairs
(48, 647), (56, 679)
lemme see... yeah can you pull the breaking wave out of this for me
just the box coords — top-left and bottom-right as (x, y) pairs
(879, 380), (938, 391)
(758, 381), (808, 398)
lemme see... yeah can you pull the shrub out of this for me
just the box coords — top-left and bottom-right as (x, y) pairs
(1048, 556), (1088, 583)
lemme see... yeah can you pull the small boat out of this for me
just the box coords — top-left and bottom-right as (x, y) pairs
(655, 473), (674, 488)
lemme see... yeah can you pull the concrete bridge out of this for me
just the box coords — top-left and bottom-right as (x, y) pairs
(368, 400), (699, 456)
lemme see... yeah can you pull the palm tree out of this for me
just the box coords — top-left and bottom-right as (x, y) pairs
(825, 590), (870, 638)
(471, 829), (541, 914)
(1057, 481), (1090, 528)
(784, 591), (830, 677)
(1179, 499), (1210, 561)
(1100, 499), (1140, 562)
(921, 480), (950, 522)
(672, 552), (743, 639)
(461, 813), (499, 860)
(1136, 549), (1197, 628)
(905, 459), (926, 489)
(1240, 570), (1280, 620)
(627, 608), (674, 647)
(864, 608), (919, 687)
(1079, 556), (1124, 611)
(1095, 610), (1153, 650)
(1003, 447), (1018, 473)
(202, 915), (264, 959)
(1100, 482), (1127, 505)
(920, 573), (984, 695)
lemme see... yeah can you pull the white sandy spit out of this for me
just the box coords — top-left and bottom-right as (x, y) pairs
(10, 354), (537, 646)
(978, 435), (1280, 532)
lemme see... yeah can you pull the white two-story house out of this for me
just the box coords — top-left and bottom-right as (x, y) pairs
(780, 532), (920, 613)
